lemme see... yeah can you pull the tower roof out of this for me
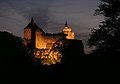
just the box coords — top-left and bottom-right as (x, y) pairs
(31, 17), (34, 23)
(24, 18), (45, 34)
(24, 18), (39, 29)
(65, 21), (68, 27)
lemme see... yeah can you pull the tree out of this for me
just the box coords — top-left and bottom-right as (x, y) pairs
(87, 0), (120, 58)
(0, 31), (35, 81)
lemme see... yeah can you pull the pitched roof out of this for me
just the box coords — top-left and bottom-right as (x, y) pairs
(65, 21), (68, 27)
(24, 18), (39, 29)
(24, 18), (45, 34)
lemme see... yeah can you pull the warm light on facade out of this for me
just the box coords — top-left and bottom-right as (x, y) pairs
(23, 19), (75, 65)
(63, 26), (75, 39)
(34, 48), (62, 65)
(24, 28), (31, 40)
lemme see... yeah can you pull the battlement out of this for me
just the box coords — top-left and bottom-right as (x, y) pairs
(44, 32), (66, 36)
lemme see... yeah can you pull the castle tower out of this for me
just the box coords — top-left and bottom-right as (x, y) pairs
(63, 21), (75, 39)
(35, 28), (46, 49)
(24, 18), (44, 50)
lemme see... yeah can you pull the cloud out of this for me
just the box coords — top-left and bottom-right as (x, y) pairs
(0, 0), (54, 36)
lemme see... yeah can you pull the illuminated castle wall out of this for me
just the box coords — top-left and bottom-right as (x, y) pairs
(23, 18), (75, 50)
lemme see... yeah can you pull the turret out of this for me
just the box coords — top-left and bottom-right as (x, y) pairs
(63, 21), (75, 39)
(65, 21), (68, 27)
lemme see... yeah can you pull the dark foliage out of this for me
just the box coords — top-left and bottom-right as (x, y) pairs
(88, 0), (120, 57)
(0, 31), (111, 84)
(87, 0), (120, 83)
(0, 31), (35, 82)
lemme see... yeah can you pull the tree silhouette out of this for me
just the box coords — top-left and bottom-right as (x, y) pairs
(0, 31), (35, 82)
(87, 0), (120, 59)
(87, 1), (120, 83)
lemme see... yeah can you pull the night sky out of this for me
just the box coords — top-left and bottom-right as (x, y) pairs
(0, 0), (103, 53)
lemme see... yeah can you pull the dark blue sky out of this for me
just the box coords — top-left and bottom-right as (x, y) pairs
(0, 0), (103, 53)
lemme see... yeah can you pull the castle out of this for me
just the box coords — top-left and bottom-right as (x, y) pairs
(23, 18), (75, 50)
(23, 18), (84, 65)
